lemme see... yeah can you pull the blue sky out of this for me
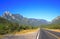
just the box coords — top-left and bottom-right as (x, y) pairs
(0, 0), (60, 21)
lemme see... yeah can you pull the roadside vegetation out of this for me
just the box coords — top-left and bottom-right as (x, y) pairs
(15, 28), (39, 34)
(0, 17), (38, 35)
(40, 23), (60, 29)
(40, 23), (60, 33)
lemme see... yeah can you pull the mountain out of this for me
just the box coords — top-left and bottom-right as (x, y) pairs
(52, 16), (60, 24)
(2, 11), (49, 26)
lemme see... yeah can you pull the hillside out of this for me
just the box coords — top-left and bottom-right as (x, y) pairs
(0, 17), (19, 35)
(52, 16), (60, 24)
(42, 16), (60, 29)
(0, 17), (39, 35)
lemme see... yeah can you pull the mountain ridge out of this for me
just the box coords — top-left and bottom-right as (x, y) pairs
(2, 11), (49, 26)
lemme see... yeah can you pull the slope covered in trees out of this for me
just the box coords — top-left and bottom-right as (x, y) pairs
(0, 17), (19, 35)
(0, 17), (38, 35)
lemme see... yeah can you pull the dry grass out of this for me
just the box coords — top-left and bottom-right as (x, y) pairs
(15, 28), (39, 35)
(45, 28), (60, 32)
(49, 29), (60, 32)
(0, 35), (4, 38)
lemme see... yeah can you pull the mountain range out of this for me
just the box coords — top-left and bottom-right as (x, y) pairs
(1, 11), (49, 26)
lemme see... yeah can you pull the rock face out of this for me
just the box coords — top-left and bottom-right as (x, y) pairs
(2, 11), (49, 26)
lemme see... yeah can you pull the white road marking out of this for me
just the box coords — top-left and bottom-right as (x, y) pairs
(37, 30), (40, 39)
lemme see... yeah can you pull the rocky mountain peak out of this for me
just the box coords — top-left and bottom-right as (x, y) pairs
(3, 11), (12, 16)
(2, 11), (16, 19)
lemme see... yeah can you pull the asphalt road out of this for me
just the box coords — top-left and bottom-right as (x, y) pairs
(1, 29), (60, 39)
(38, 29), (60, 39)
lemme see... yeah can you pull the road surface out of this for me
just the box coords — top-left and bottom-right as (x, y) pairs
(38, 29), (60, 39)
(1, 29), (60, 39)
